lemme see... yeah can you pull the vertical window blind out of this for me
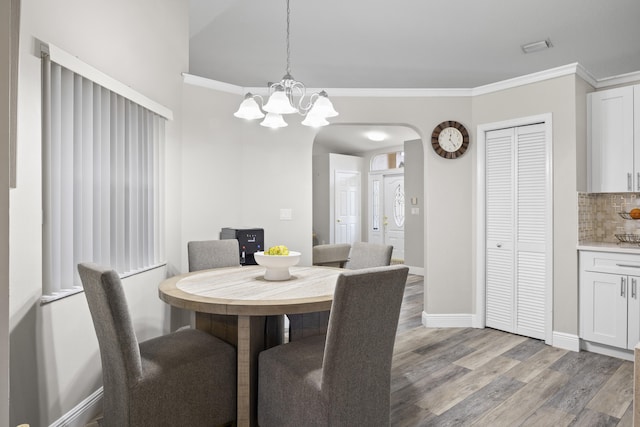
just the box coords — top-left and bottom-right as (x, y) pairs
(41, 55), (165, 302)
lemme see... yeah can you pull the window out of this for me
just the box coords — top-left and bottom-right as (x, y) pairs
(41, 52), (166, 302)
(371, 151), (404, 171)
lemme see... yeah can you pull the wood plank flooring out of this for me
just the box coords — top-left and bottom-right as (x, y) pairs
(392, 275), (634, 426)
(88, 274), (634, 426)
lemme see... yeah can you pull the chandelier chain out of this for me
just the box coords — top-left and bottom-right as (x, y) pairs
(286, 0), (291, 76)
(233, 0), (337, 127)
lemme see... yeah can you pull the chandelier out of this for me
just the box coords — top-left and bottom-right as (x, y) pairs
(233, 0), (338, 128)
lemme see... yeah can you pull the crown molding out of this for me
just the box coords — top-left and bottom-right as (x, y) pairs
(182, 73), (244, 95)
(182, 74), (472, 97)
(595, 70), (640, 89)
(471, 63), (598, 96)
(279, 87), (473, 97)
(575, 63), (599, 87)
(183, 63), (639, 98)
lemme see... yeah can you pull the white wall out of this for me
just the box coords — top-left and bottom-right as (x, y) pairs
(10, 1), (188, 425)
(182, 90), (474, 315)
(333, 98), (474, 314)
(404, 139), (425, 268)
(183, 81), (591, 334)
(0, 0), (12, 422)
(471, 74), (585, 335)
(182, 82), (318, 266)
(180, 83), (320, 269)
(312, 154), (330, 245)
(4, 5), (598, 422)
(180, 85), (244, 268)
(575, 77), (591, 193)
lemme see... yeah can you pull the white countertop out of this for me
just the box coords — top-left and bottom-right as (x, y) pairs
(578, 242), (640, 254)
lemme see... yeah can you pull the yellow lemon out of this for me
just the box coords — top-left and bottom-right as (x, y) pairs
(266, 245), (289, 255)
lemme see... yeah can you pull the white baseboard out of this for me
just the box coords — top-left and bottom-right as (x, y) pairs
(408, 266), (424, 276)
(420, 315), (581, 353)
(552, 331), (580, 352)
(581, 340), (634, 361)
(50, 387), (103, 427)
(422, 311), (474, 328)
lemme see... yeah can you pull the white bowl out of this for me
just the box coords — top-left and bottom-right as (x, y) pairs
(254, 251), (301, 281)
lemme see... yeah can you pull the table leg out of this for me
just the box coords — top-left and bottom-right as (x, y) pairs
(237, 315), (265, 427)
(197, 313), (283, 427)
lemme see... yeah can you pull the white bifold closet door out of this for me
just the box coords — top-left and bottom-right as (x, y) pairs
(485, 123), (547, 340)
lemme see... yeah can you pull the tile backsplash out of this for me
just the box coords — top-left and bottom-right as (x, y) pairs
(578, 192), (640, 243)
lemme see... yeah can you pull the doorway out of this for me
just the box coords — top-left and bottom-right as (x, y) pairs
(384, 174), (405, 261)
(368, 172), (405, 262)
(312, 124), (421, 269)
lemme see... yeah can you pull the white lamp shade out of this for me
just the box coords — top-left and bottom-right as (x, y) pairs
(260, 113), (288, 128)
(234, 97), (265, 120)
(301, 114), (329, 127)
(308, 95), (338, 118)
(263, 91), (298, 114)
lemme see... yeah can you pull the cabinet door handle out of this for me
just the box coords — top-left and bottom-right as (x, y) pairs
(633, 278), (637, 299)
(615, 263), (640, 268)
(629, 173), (633, 191)
(622, 277), (627, 297)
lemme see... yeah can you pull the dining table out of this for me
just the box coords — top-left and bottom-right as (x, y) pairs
(158, 264), (342, 427)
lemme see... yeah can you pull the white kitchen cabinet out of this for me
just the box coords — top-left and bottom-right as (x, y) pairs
(579, 251), (640, 350)
(588, 85), (639, 192)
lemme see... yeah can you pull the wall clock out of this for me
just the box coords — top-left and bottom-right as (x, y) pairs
(431, 121), (470, 159)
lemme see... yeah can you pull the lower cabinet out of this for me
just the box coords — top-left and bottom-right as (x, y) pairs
(580, 250), (640, 350)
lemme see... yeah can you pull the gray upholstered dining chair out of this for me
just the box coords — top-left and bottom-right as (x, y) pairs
(312, 243), (351, 268)
(187, 239), (240, 271)
(78, 263), (237, 427)
(258, 264), (409, 427)
(287, 243), (351, 340)
(288, 241), (395, 342)
(345, 241), (394, 270)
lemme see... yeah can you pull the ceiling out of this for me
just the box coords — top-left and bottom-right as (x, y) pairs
(313, 124), (420, 154)
(188, 0), (640, 152)
(189, 0), (640, 89)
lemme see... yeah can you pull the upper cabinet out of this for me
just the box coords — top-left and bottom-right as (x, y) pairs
(588, 85), (639, 192)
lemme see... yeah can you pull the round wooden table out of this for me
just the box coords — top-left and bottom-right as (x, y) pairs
(159, 265), (342, 427)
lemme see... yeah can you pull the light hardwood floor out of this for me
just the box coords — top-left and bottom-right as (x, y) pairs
(391, 275), (634, 426)
(88, 274), (634, 426)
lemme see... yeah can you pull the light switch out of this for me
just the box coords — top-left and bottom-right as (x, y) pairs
(411, 207), (420, 215)
(280, 208), (292, 220)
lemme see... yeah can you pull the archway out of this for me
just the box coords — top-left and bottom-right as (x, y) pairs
(311, 124), (423, 271)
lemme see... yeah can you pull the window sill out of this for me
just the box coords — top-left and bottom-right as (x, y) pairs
(40, 262), (167, 305)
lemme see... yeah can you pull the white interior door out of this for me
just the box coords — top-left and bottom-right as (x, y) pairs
(485, 128), (515, 333)
(334, 170), (360, 244)
(484, 122), (549, 341)
(383, 174), (405, 261)
(513, 124), (548, 340)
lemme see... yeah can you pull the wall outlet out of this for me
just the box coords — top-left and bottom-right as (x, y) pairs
(280, 208), (292, 220)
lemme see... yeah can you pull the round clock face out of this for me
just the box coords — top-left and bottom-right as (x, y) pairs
(438, 127), (464, 152)
(431, 121), (470, 159)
